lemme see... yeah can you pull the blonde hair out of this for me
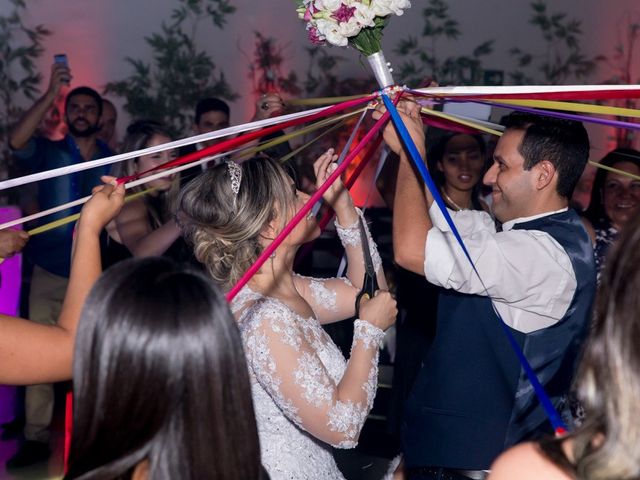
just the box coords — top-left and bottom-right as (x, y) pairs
(178, 157), (294, 291)
(540, 210), (640, 479)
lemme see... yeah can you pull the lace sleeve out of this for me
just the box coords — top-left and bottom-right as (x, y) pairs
(335, 208), (383, 275)
(292, 210), (389, 325)
(293, 275), (359, 324)
(242, 300), (384, 448)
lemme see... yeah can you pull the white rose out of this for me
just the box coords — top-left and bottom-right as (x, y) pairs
(353, 3), (376, 27)
(338, 17), (362, 37)
(316, 18), (348, 46)
(370, 0), (392, 16)
(314, 0), (342, 12)
(391, 0), (411, 15)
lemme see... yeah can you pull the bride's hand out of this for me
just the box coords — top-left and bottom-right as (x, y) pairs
(313, 148), (350, 211)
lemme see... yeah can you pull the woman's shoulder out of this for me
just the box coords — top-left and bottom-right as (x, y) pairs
(489, 441), (573, 480)
(115, 196), (148, 223)
(236, 292), (299, 331)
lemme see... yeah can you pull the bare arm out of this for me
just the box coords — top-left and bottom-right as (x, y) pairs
(0, 179), (125, 384)
(489, 442), (572, 480)
(9, 63), (70, 150)
(114, 198), (181, 257)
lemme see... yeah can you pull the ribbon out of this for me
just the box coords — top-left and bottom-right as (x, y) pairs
(288, 94), (370, 106)
(420, 108), (504, 137)
(244, 109), (363, 160)
(226, 108), (392, 302)
(120, 95), (376, 184)
(486, 99), (640, 118)
(381, 93), (568, 435)
(411, 84), (640, 101)
(460, 99), (640, 133)
(295, 133), (384, 267)
(0, 104), (342, 192)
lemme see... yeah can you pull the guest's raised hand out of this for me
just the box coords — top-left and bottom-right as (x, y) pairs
(77, 176), (125, 235)
(47, 63), (71, 98)
(253, 93), (286, 121)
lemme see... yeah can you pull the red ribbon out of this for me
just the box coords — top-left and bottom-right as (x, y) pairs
(226, 109), (392, 302)
(294, 133), (384, 267)
(118, 95), (376, 184)
(410, 88), (640, 102)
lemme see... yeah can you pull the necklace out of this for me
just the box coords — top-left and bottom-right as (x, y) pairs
(441, 189), (468, 211)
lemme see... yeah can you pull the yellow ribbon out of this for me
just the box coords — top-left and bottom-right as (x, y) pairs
(587, 161), (640, 181)
(240, 108), (365, 159)
(278, 118), (348, 164)
(486, 99), (640, 118)
(420, 107), (640, 183)
(420, 107), (504, 137)
(0, 189), (154, 265)
(288, 94), (370, 106)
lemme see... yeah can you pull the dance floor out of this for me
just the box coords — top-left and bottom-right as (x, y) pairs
(0, 386), (64, 480)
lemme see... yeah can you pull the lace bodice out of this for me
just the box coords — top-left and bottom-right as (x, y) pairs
(230, 209), (386, 479)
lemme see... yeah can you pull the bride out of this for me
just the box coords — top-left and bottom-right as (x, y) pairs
(178, 149), (396, 479)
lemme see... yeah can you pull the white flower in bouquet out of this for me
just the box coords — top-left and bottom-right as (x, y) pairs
(339, 17), (362, 37)
(370, 0), (411, 17)
(353, 3), (376, 28)
(316, 18), (348, 46)
(296, 0), (411, 56)
(315, 0), (343, 11)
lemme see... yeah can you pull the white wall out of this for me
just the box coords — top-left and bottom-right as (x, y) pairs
(4, 0), (640, 154)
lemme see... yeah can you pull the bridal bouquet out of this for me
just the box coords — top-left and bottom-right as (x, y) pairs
(295, 0), (411, 56)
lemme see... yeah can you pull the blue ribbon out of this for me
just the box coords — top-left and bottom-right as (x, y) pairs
(381, 93), (567, 434)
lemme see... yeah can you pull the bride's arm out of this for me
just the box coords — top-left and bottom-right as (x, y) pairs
(293, 151), (388, 324)
(244, 292), (395, 447)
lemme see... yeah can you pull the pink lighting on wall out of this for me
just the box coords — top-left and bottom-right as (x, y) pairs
(0, 207), (23, 317)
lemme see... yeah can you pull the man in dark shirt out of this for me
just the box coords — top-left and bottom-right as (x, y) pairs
(7, 62), (112, 469)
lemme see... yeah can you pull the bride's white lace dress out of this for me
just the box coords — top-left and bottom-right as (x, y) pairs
(231, 212), (385, 479)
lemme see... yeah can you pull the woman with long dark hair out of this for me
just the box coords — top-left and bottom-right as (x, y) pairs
(489, 209), (640, 479)
(0, 180), (262, 479)
(427, 132), (490, 212)
(178, 152), (397, 479)
(65, 257), (261, 480)
(582, 148), (640, 281)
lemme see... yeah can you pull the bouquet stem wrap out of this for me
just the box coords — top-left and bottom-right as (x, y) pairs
(367, 51), (394, 89)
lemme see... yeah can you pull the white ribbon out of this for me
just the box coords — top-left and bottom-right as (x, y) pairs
(0, 150), (236, 231)
(412, 84), (640, 96)
(0, 105), (330, 191)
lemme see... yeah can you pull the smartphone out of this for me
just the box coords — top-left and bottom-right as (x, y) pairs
(54, 54), (68, 68)
(53, 54), (70, 84)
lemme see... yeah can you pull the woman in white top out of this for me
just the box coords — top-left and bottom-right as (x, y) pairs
(178, 150), (397, 479)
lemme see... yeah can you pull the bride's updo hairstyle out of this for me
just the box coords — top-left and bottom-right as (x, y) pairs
(178, 157), (295, 290)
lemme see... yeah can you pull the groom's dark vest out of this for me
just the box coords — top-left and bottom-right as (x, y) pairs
(402, 210), (596, 470)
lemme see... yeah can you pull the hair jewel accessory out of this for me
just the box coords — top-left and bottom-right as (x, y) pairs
(226, 160), (242, 196)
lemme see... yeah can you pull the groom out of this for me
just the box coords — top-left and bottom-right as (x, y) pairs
(380, 101), (596, 479)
